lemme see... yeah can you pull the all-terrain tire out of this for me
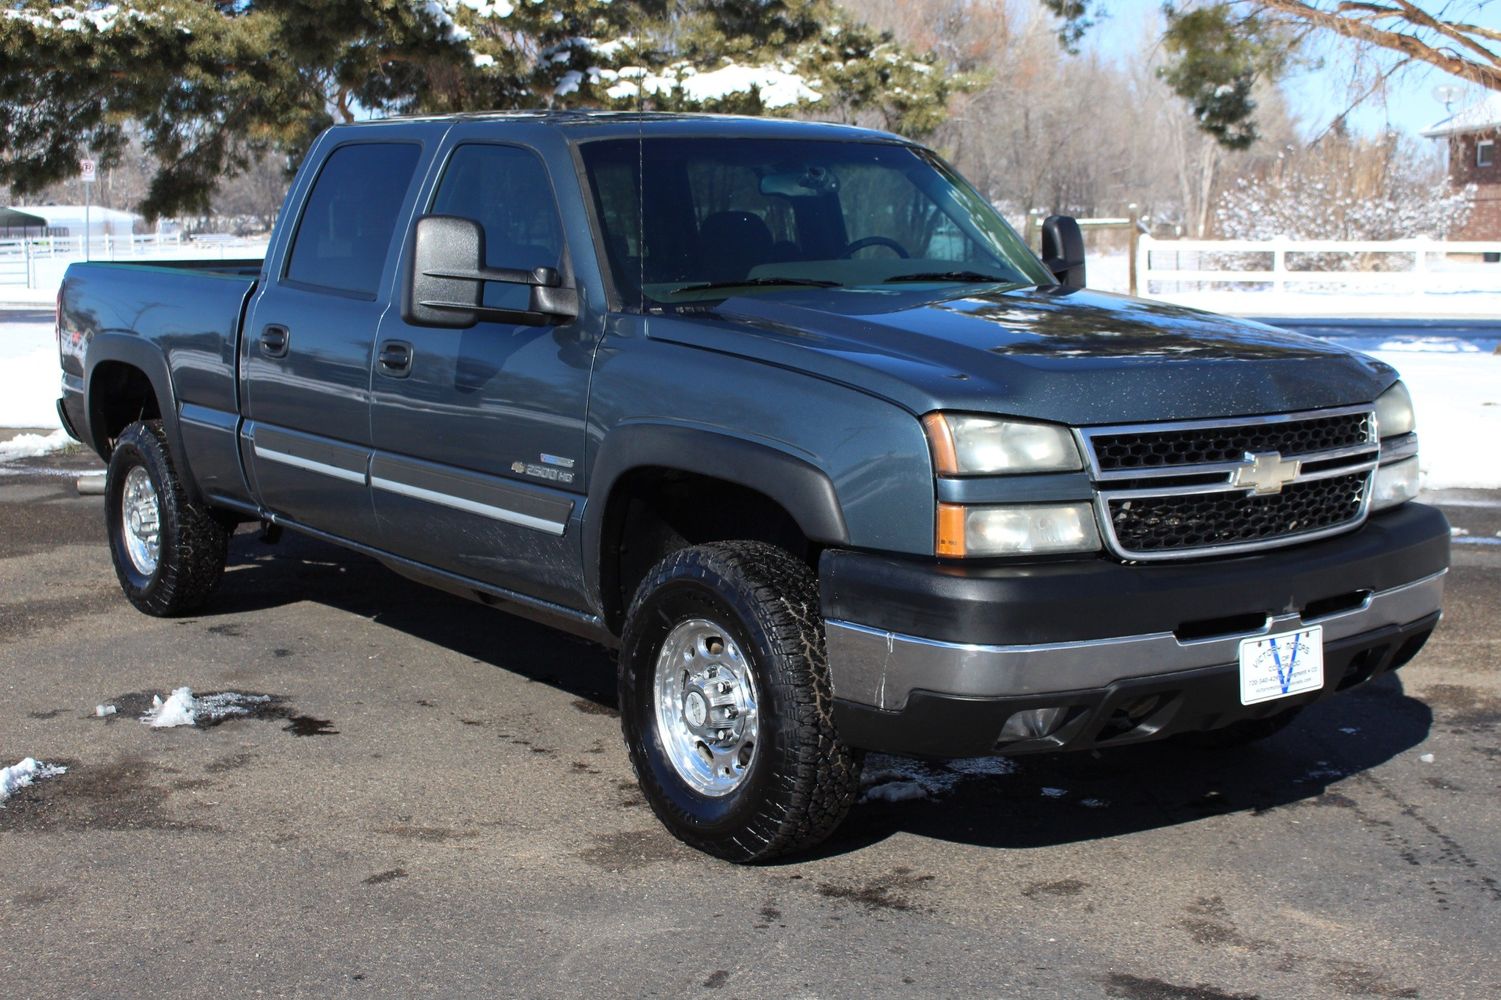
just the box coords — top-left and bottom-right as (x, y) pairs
(105, 420), (228, 616)
(619, 541), (862, 862)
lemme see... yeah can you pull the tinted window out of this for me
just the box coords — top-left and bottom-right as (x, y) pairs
(285, 143), (421, 296)
(430, 144), (565, 312)
(581, 137), (1049, 304)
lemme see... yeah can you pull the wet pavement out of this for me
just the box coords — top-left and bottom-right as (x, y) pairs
(1, 442), (1497, 999)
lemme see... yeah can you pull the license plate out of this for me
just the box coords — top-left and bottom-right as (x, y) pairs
(1239, 626), (1324, 706)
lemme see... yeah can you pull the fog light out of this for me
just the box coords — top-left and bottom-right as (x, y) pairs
(998, 706), (1066, 742)
(1371, 456), (1420, 511)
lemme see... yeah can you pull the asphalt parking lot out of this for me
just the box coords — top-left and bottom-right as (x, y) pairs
(2, 439), (1498, 999)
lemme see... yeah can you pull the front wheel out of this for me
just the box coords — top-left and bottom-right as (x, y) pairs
(105, 421), (229, 616)
(618, 542), (861, 862)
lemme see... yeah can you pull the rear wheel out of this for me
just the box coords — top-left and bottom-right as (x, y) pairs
(619, 541), (861, 862)
(105, 421), (228, 616)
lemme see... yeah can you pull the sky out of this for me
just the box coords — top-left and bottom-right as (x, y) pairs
(1081, 0), (1501, 141)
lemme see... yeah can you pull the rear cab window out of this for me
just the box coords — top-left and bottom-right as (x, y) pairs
(284, 142), (422, 298)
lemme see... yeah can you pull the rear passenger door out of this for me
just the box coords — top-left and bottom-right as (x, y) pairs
(240, 139), (426, 545)
(368, 137), (600, 608)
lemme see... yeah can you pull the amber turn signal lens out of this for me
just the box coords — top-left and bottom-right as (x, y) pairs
(936, 502), (967, 557)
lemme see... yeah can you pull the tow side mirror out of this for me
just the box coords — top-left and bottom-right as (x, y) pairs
(403, 214), (579, 328)
(1040, 215), (1086, 290)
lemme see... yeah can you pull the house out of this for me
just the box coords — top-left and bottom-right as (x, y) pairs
(1422, 93), (1501, 241)
(9, 204), (143, 240)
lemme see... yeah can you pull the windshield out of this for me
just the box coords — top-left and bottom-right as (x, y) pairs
(579, 137), (1051, 306)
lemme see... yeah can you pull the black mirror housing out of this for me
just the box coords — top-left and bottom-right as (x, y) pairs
(403, 215), (579, 328)
(1040, 215), (1086, 290)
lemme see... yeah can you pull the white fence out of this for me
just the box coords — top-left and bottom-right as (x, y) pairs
(0, 233), (268, 289)
(1138, 235), (1501, 301)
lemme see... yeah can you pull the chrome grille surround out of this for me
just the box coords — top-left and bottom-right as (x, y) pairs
(1077, 405), (1380, 561)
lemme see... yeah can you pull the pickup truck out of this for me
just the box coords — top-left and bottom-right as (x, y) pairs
(57, 112), (1449, 862)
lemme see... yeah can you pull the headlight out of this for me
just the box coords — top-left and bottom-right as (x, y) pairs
(937, 502), (1101, 557)
(1374, 382), (1415, 438)
(922, 413), (1082, 474)
(1371, 456), (1420, 511)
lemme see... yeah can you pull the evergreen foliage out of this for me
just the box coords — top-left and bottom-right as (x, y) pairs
(1, 0), (956, 218)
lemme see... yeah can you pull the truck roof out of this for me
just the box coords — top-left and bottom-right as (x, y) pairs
(329, 110), (910, 145)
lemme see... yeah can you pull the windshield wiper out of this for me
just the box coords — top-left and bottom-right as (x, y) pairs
(882, 271), (1012, 284)
(667, 276), (841, 294)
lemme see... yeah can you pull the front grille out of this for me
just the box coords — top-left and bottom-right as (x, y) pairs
(1107, 472), (1368, 553)
(1082, 406), (1379, 560)
(1092, 412), (1372, 472)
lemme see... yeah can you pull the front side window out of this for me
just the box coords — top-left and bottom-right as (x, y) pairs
(430, 143), (565, 312)
(580, 137), (1049, 305)
(285, 143), (421, 297)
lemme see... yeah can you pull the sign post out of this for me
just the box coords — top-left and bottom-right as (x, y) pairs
(80, 158), (96, 261)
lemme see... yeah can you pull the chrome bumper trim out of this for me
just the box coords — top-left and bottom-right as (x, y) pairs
(824, 569), (1446, 711)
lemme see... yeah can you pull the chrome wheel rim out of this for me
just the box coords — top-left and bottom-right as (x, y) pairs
(652, 618), (760, 797)
(121, 465), (161, 577)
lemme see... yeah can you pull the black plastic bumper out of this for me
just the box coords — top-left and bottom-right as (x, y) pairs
(820, 503), (1450, 647)
(832, 612), (1439, 758)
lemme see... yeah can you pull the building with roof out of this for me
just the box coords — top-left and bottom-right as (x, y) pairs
(1423, 93), (1501, 241)
(9, 204), (142, 240)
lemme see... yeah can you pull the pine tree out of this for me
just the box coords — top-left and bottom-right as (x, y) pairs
(2, 1), (957, 219)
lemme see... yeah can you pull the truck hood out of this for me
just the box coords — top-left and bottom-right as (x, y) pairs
(646, 285), (1396, 424)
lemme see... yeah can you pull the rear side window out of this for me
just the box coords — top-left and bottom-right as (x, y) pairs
(285, 143), (421, 297)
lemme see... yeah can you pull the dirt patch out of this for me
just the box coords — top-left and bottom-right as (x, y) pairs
(362, 868), (408, 886)
(578, 829), (685, 869)
(1104, 974), (1261, 1000)
(571, 698), (618, 717)
(817, 867), (936, 913)
(283, 715), (338, 737)
(0, 588), (117, 641)
(205, 752), (257, 774)
(1418, 683), (1501, 731)
(0, 756), (211, 833)
(1022, 877), (1088, 898)
(379, 824), (480, 843)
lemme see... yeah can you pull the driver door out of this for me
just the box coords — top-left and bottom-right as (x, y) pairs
(368, 138), (600, 608)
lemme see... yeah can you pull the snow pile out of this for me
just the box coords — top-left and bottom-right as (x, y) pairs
(0, 429), (71, 462)
(141, 687), (273, 728)
(0, 757), (66, 805)
(860, 753), (1016, 803)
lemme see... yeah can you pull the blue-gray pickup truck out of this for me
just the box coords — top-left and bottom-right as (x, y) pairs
(57, 112), (1449, 861)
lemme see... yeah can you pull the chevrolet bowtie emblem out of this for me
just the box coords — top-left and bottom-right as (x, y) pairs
(1232, 450), (1301, 495)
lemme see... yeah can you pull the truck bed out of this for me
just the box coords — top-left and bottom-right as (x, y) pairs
(58, 259), (261, 505)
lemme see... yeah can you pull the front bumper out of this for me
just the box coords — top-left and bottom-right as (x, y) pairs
(820, 502), (1449, 757)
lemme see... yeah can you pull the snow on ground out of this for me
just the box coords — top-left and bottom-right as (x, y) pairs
(140, 687), (273, 728)
(860, 753), (1017, 803)
(0, 758), (66, 805)
(0, 428), (71, 461)
(1088, 250), (1501, 318)
(0, 315), (63, 429)
(1357, 339), (1501, 491)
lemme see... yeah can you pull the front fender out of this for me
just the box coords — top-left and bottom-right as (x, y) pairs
(582, 422), (850, 609)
